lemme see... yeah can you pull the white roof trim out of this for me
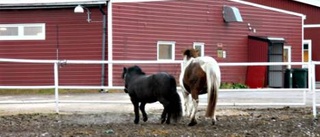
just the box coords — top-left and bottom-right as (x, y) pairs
(229, 0), (306, 20)
(304, 24), (320, 28)
(112, 0), (168, 3)
(267, 37), (285, 41)
(293, 0), (320, 8)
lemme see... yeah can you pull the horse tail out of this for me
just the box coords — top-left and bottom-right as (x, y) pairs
(168, 75), (183, 122)
(205, 61), (221, 117)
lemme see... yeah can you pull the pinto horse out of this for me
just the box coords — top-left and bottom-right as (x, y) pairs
(122, 65), (182, 124)
(179, 48), (221, 126)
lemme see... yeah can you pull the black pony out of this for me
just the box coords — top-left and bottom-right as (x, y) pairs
(122, 65), (182, 124)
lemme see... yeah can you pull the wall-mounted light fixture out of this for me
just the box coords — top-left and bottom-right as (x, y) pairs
(223, 5), (243, 23)
(74, 5), (91, 23)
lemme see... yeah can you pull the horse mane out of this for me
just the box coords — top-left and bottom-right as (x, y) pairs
(182, 48), (199, 60)
(127, 65), (146, 75)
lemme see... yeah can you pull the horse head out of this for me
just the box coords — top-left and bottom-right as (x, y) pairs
(181, 48), (200, 67)
(122, 65), (146, 93)
(182, 48), (199, 60)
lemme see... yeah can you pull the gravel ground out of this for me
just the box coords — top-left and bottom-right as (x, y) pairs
(0, 92), (319, 136)
(0, 106), (319, 136)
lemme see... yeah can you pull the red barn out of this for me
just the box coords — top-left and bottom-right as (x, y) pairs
(0, 0), (305, 88)
(244, 0), (320, 82)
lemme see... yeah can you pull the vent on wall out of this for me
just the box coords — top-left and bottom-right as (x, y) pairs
(223, 5), (243, 22)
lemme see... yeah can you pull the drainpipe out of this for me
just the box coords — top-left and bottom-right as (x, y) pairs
(107, 0), (113, 91)
(99, 4), (107, 92)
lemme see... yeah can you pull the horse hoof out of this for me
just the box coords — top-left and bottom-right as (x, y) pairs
(134, 119), (139, 124)
(212, 117), (217, 125)
(166, 120), (170, 124)
(161, 119), (165, 124)
(188, 121), (197, 126)
(143, 117), (148, 122)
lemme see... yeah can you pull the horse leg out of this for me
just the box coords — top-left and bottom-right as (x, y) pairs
(182, 91), (191, 117)
(160, 100), (171, 124)
(166, 110), (171, 124)
(210, 97), (218, 125)
(139, 102), (148, 122)
(132, 101), (140, 124)
(212, 90), (218, 125)
(160, 108), (167, 124)
(188, 92), (199, 126)
(212, 108), (217, 125)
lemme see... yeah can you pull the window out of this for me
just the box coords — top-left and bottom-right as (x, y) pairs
(157, 41), (175, 60)
(302, 40), (312, 68)
(193, 42), (204, 57)
(0, 23), (45, 40)
(283, 46), (291, 69)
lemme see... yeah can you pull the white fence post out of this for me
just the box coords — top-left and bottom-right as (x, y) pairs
(54, 62), (59, 113)
(312, 62), (317, 119)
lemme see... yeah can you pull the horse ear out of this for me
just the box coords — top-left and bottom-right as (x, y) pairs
(123, 67), (127, 73)
(122, 67), (127, 79)
(183, 49), (191, 56)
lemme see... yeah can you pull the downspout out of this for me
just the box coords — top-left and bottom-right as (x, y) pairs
(99, 3), (107, 92)
(107, 0), (113, 90)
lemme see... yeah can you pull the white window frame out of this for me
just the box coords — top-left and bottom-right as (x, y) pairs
(193, 42), (205, 57)
(157, 41), (175, 61)
(284, 46), (291, 69)
(0, 23), (45, 40)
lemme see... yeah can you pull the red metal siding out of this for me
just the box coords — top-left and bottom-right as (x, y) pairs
(0, 8), (106, 86)
(305, 28), (320, 81)
(246, 0), (320, 81)
(112, 0), (302, 86)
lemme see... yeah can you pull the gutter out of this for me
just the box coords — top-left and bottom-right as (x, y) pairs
(107, 0), (113, 91)
(0, 1), (106, 10)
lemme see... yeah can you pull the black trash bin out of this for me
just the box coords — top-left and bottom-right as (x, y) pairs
(292, 68), (308, 88)
(284, 69), (293, 88)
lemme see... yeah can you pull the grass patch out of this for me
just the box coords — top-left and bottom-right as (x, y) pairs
(220, 82), (249, 89)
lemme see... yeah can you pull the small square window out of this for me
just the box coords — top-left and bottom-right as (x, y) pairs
(193, 42), (205, 57)
(157, 41), (175, 60)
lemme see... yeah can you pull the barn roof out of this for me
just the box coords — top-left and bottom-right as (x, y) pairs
(293, 0), (320, 8)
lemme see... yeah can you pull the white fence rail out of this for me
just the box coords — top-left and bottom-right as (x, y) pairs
(0, 58), (318, 119)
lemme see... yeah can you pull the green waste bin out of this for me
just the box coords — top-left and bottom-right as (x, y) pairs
(284, 69), (293, 88)
(292, 68), (308, 88)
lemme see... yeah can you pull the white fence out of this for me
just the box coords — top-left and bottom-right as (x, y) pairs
(0, 58), (318, 119)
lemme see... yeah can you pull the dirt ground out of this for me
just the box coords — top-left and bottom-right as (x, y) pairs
(0, 106), (319, 137)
